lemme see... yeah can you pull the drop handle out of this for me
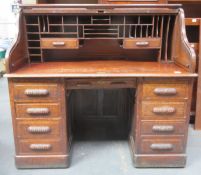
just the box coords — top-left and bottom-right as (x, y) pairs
(150, 143), (173, 150)
(152, 125), (174, 132)
(136, 41), (149, 47)
(52, 41), (65, 46)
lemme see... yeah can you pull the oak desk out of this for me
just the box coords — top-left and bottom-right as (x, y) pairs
(5, 4), (196, 168)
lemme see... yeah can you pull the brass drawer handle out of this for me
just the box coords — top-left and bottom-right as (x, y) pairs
(26, 108), (49, 115)
(110, 81), (127, 85)
(52, 41), (65, 46)
(152, 125), (174, 132)
(154, 88), (177, 96)
(136, 41), (149, 47)
(27, 126), (51, 133)
(97, 81), (108, 85)
(152, 106), (176, 114)
(76, 82), (92, 87)
(150, 143), (173, 150)
(30, 144), (52, 151)
(24, 89), (49, 96)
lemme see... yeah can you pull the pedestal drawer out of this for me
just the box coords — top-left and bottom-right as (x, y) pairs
(15, 103), (61, 119)
(141, 101), (187, 120)
(13, 83), (60, 102)
(16, 120), (62, 139)
(142, 82), (189, 100)
(140, 121), (186, 135)
(140, 136), (185, 154)
(18, 139), (63, 155)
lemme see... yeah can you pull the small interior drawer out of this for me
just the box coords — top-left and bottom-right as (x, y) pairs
(185, 18), (200, 26)
(16, 119), (61, 139)
(123, 38), (161, 49)
(15, 103), (61, 119)
(141, 101), (187, 120)
(41, 38), (79, 49)
(140, 121), (186, 135)
(139, 136), (185, 154)
(13, 82), (60, 102)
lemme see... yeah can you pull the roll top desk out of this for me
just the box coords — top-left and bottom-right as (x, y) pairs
(5, 4), (197, 168)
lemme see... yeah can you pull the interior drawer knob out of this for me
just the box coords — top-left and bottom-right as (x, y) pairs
(152, 125), (174, 132)
(24, 89), (49, 96)
(136, 41), (149, 46)
(152, 106), (176, 114)
(150, 143), (173, 150)
(30, 144), (52, 151)
(154, 88), (177, 96)
(27, 126), (51, 133)
(52, 41), (65, 46)
(26, 108), (49, 115)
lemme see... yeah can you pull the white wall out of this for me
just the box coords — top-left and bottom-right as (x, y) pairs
(0, 0), (17, 39)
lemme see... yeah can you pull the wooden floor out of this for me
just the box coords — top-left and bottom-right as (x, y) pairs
(6, 61), (197, 78)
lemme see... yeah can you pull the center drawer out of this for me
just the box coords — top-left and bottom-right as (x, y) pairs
(141, 101), (187, 120)
(66, 78), (136, 89)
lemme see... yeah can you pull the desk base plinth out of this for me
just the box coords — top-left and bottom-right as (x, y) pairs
(15, 154), (69, 169)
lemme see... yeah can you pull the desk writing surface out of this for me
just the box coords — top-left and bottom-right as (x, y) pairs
(6, 60), (197, 78)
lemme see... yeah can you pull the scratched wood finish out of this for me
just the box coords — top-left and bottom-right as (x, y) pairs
(5, 61), (196, 78)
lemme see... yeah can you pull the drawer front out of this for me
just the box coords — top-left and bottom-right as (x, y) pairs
(101, 0), (166, 4)
(123, 38), (161, 49)
(142, 83), (189, 100)
(141, 121), (186, 135)
(41, 38), (79, 49)
(16, 120), (61, 139)
(141, 101), (187, 119)
(140, 136), (184, 154)
(18, 139), (63, 155)
(15, 103), (61, 119)
(13, 83), (60, 101)
(66, 78), (136, 89)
